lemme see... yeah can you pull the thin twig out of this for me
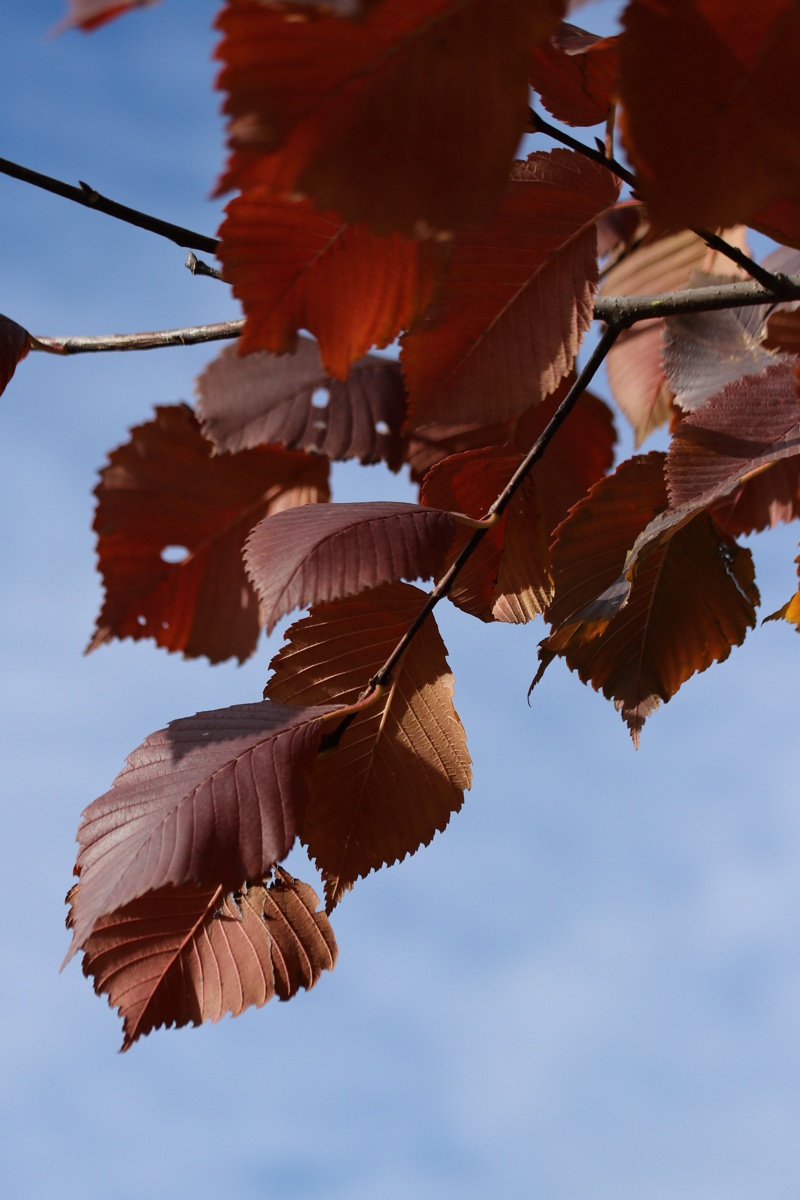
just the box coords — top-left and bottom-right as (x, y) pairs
(0, 155), (219, 254)
(528, 109), (787, 292)
(31, 320), (243, 355)
(186, 252), (224, 281)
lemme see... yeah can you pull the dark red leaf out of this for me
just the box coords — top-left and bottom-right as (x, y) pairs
(244, 501), (457, 633)
(402, 150), (619, 431)
(0, 314), (31, 398)
(67, 700), (338, 957)
(69, 868), (336, 1049)
(619, 0), (800, 230)
(530, 21), (620, 126)
(215, 0), (565, 235)
(196, 339), (407, 470)
(749, 196), (800, 252)
(217, 191), (447, 378)
(90, 404), (330, 664)
(55, 0), (160, 31)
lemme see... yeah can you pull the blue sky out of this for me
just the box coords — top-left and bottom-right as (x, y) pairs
(1, 4), (800, 1198)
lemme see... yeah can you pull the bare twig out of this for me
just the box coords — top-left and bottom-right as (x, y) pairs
(186, 252), (224, 281)
(596, 274), (800, 326)
(31, 320), (243, 355)
(0, 155), (219, 254)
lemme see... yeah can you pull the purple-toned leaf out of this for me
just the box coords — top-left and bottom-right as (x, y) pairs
(244, 501), (457, 633)
(67, 699), (337, 956)
(196, 339), (407, 470)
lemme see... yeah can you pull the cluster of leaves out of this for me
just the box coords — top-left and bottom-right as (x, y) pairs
(4, 0), (800, 1048)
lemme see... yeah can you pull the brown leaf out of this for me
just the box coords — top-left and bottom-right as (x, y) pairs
(89, 404), (330, 664)
(402, 150), (619, 431)
(245, 500), (457, 633)
(601, 228), (750, 443)
(69, 869), (336, 1050)
(618, 0), (800, 231)
(67, 700), (338, 957)
(215, 0), (565, 235)
(0, 314), (31, 398)
(530, 21), (620, 126)
(217, 191), (446, 378)
(196, 339), (407, 470)
(537, 454), (758, 743)
(265, 583), (471, 909)
(54, 0), (160, 31)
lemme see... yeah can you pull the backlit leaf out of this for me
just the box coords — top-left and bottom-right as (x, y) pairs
(530, 21), (619, 126)
(196, 339), (406, 470)
(217, 191), (446, 378)
(216, 0), (565, 235)
(403, 150), (619, 431)
(67, 700), (338, 956)
(55, 0), (160, 31)
(69, 869), (336, 1050)
(245, 501), (457, 633)
(536, 454), (758, 743)
(266, 583), (471, 909)
(619, 0), (800, 230)
(89, 404), (330, 664)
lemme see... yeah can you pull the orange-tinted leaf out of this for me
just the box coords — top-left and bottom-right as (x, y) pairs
(218, 191), (446, 378)
(619, 0), (800, 231)
(55, 0), (160, 31)
(67, 700), (338, 956)
(89, 404), (329, 664)
(216, 0), (565, 235)
(0, 314), (31, 398)
(530, 21), (619, 126)
(403, 150), (619, 431)
(662, 284), (775, 411)
(266, 584), (470, 909)
(763, 307), (800, 356)
(537, 454), (758, 743)
(601, 228), (749, 443)
(70, 869), (336, 1050)
(196, 339), (406, 470)
(765, 548), (800, 628)
(419, 389), (616, 621)
(245, 501), (457, 633)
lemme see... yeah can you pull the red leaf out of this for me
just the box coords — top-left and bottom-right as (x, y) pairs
(69, 869), (336, 1050)
(89, 404), (330, 664)
(196, 339), (407, 470)
(0, 314), (31, 398)
(55, 0), (160, 31)
(217, 191), (447, 378)
(215, 0), (565, 235)
(536, 454), (758, 743)
(530, 21), (620, 126)
(750, 196), (800, 252)
(402, 150), (619, 431)
(67, 700), (338, 957)
(266, 584), (471, 909)
(244, 501), (457, 633)
(619, 0), (800, 230)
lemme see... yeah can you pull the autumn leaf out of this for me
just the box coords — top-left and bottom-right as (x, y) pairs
(750, 196), (800, 252)
(266, 583), (470, 909)
(402, 149), (619, 431)
(529, 21), (619, 127)
(89, 404), (329, 664)
(55, 0), (160, 31)
(67, 700), (339, 957)
(217, 191), (446, 378)
(215, 0), (565, 235)
(535, 454), (758, 743)
(601, 227), (750, 444)
(245, 501), (457, 633)
(618, 0), (800, 231)
(69, 868), (336, 1050)
(196, 339), (407, 470)
(0, 313), (31, 398)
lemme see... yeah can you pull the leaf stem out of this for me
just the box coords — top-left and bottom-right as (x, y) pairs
(0, 155), (219, 254)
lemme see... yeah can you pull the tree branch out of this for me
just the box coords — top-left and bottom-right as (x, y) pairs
(528, 109), (787, 293)
(596, 274), (800, 327)
(31, 320), (243, 355)
(0, 155), (219, 255)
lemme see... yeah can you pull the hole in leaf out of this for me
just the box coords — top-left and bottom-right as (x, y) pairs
(160, 544), (189, 564)
(136, 615), (147, 627)
(374, 420), (390, 436)
(311, 387), (330, 409)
